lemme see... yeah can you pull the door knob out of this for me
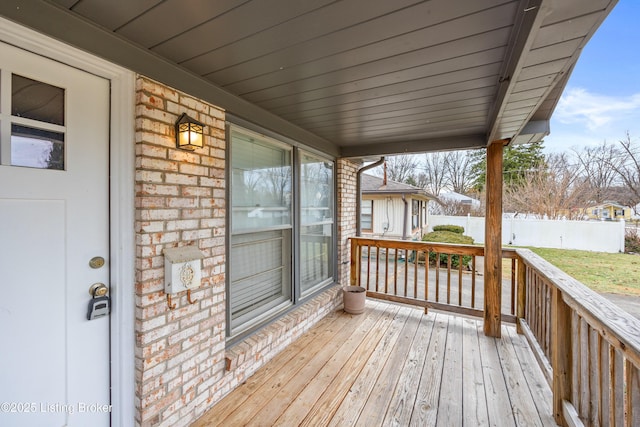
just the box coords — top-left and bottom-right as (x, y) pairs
(89, 283), (108, 297)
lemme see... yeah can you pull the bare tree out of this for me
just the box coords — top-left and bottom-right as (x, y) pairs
(431, 199), (483, 216)
(504, 153), (593, 219)
(423, 152), (448, 196)
(444, 150), (474, 194)
(609, 132), (640, 214)
(374, 155), (419, 183)
(574, 141), (623, 203)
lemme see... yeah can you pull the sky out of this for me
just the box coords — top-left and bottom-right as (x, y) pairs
(543, 0), (640, 153)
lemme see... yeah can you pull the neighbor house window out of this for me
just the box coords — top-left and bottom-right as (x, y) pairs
(228, 126), (335, 338)
(361, 200), (372, 231)
(412, 200), (420, 230)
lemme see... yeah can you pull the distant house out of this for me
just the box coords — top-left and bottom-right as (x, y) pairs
(586, 201), (632, 221)
(361, 174), (434, 240)
(438, 191), (481, 214)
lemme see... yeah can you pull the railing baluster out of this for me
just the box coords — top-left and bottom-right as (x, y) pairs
(446, 254), (451, 305)
(350, 240), (358, 287)
(511, 258), (516, 315)
(404, 249), (408, 297)
(366, 244), (371, 290)
(384, 246), (389, 294)
(413, 250), (418, 299)
(552, 287), (572, 426)
(458, 255), (463, 306)
(424, 251), (429, 301)
(393, 248), (398, 296)
(609, 345), (616, 427)
(516, 257), (525, 334)
(435, 252), (440, 302)
(375, 244), (380, 292)
(624, 358), (632, 427)
(596, 334), (603, 427)
(471, 255), (476, 308)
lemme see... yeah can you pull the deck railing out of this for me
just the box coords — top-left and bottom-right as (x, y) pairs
(349, 237), (640, 426)
(516, 248), (640, 427)
(349, 237), (518, 321)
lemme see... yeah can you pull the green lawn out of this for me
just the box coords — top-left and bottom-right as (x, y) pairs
(527, 247), (640, 296)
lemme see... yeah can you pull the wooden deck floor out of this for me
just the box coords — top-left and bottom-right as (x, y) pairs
(194, 300), (556, 427)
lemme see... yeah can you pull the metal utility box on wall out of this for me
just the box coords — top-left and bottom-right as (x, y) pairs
(164, 246), (204, 294)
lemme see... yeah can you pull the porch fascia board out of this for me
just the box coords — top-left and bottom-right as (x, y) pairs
(486, 0), (545, 143)
(0, 0), (339, 157)
(340, 133), (487, 159)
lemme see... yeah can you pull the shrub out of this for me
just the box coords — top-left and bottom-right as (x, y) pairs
(421, 230), (474, 268)
(626, 229), (640, 254)
(432, 224), (465, 234)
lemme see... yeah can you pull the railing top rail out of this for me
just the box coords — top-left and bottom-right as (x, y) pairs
(516, 248), (640, 365)
(349, 237), (519, 259)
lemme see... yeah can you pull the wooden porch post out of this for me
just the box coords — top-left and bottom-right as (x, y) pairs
(484, 140), (507, 337)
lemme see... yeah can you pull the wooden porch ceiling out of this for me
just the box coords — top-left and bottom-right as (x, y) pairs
(0, 0), (616, 158)
(193, 300), (555, 426)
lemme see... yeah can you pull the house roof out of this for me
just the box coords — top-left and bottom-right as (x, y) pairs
(0, 0), (617, 159)
(439, 191), (481, 205)
(361, 174), (433, 199)
(590, 201), (628, 209)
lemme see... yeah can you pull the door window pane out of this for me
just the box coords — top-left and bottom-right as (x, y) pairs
(300, 152), (333, 294)
(12, 74), (64, 125)
(11, 124), (64, 170)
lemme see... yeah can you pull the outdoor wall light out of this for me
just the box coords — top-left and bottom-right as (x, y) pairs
(175, 113), (204, 151)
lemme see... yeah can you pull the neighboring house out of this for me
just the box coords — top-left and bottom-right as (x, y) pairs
(585, 201), (632, 221)
(0, 2), (616, 426)
(437, 191), (481, 214)
(360, 174), (433, 240)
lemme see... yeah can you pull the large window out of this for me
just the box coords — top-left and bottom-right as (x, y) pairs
(230, 128), (292, 335)
(228, 126), (335, 338)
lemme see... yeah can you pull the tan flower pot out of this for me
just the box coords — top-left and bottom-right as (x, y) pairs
(343, 286), (366, 314)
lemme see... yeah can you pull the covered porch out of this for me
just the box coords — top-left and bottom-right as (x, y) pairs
(0, 1), (627, 427)
(196, 237), (640, 426)
(194, 300), (554, 426)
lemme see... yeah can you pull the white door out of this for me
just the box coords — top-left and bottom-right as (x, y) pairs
(0, 42), (111, 426)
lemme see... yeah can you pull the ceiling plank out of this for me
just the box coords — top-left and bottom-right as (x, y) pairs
(0, 0), (338, 156)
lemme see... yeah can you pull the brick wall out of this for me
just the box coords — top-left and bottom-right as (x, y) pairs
(135, 76), (227, 426)
(135, 76), (347, 426)
(337, 158), (359, 286)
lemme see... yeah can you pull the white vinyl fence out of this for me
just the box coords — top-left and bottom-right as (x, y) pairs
(428, 215), (626, 253)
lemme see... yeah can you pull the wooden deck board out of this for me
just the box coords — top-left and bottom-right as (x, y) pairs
(381, 310), (437, 426)
(462, 317), (490, 426)
(350, 308), (422, 426)
(437, 315), (463, 426)
(194, 300), (557, 427)
(411, 312), (449, 426)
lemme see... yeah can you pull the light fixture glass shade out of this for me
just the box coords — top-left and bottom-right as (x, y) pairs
(175, 113), (204, 151)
